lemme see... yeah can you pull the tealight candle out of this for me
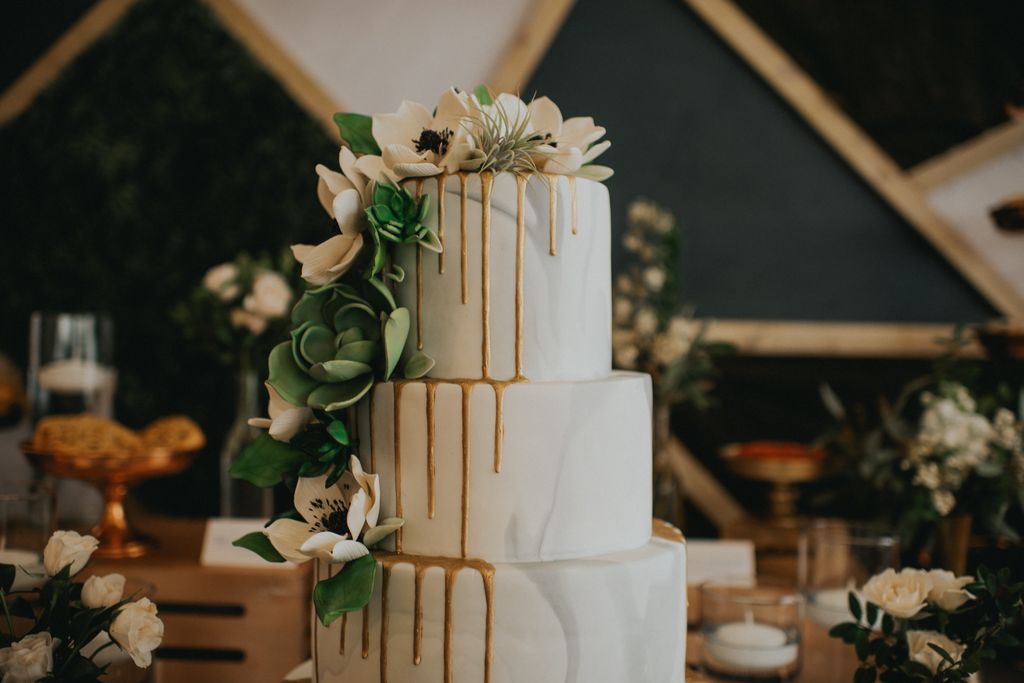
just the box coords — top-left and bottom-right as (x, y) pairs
(706, 611), (799, 672)
(807, 584), (856, 629)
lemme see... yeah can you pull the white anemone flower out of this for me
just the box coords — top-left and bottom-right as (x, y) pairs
(248, 383), (312, 442)
(527, 96), (612, 180)
(264, 456), (400, 564)
(372, 88), (475, 178)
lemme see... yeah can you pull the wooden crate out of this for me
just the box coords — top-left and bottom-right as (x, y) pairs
(86, 515), (310, 683)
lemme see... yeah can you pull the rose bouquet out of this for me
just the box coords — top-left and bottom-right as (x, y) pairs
(0, 531), (164, 682)
(829, 566), (1023, 682)
(228, 86), (615, 623)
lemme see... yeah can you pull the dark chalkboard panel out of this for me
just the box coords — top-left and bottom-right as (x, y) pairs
(526, 0), (997, 323)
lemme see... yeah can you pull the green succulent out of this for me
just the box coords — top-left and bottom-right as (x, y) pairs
(267, 278), (434, 414)
(364, 181), (441, 277)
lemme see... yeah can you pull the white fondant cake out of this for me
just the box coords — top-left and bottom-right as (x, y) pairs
(313, 168), (687, 682)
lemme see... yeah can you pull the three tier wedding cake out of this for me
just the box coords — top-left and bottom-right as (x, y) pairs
(232, 87), (687, 682)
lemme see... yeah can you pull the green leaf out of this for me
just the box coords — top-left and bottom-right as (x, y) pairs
(383, 308), (411, 380)
(366, 276), (397, 312)
(853, 666), (876, 683)
(336, 340), (377, 364)
(299, 323), (336, 365)
(854, 628), (870, 660)
(307, 375), (374, 412)
(881, 613), (894, 636)
(232, 532), (286, 563)
(315, 359), (372, 382)
(0, 563), (13, 593)
(292, 287), (332, 326)
(849, 591), (863, 622)
(403, 351), (435, 379)
(268, 342), (319, 405)
(327, 420), (349, 445)
(927, 643), (955, 665)
(420, 228), (443, 254)
(865, 602), (877, 628)
(229, 433), (309, 487)
(384, 264), (405, 283)
(473, 85), (493, 105)
(333, 112), (381, 155)
(314, 554), (377, 626)
(338, 327), (365, 346)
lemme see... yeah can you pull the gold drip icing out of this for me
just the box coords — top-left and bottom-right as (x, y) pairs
(416, 245), (424, 350)
(479, 172), (493, 379)
(362, 604), (370, 659)
(436, 172), (447, 274)
(379, 565), (391, 682)
(514, 176), (526, 380)
(569, 175), (578, 235)
(425, 383), (437, 519)
(492, 382), (507, 473)
(372, 553), (495, 683)
(547, 174), (557, 256)
(459, 172), (469, 305)
(393, 383), (404, 552)
(652, 518), (685, 544)
(460, 382), (473, 558)
(339, 612), (347, 655)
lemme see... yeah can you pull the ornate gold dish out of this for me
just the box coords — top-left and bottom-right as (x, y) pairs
(22, 414), (204, 559)
(721, 441), (826, 522)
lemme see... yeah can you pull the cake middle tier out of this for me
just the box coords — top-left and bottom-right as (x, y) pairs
(355, 372), (652, 562)
(392, 172), (612, 382)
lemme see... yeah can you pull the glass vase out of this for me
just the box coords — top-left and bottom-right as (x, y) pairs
(218, 365), (272, 518)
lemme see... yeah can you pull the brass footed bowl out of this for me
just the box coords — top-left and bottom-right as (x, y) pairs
(23, 414), (204, 559)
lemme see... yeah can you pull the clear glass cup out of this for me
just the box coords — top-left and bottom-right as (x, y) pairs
(28, 311), (116, 423)
(701, 577), (803, 681)
(0, 479), (55, 591)
(798, 520), (899, 683)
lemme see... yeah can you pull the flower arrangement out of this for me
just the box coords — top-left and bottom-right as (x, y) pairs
(612, 199), (731, 408)
(0, 531), (164, 682)
(229, 86), (613, 623)
(173, 251), (295, 368)
(829, 566), (1023, 682)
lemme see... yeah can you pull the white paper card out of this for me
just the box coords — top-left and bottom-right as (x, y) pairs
(686, 539), (756, 584)
(200, 518), (297, 569)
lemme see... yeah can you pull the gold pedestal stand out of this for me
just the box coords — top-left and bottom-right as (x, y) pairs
(22, 414), (204, 559)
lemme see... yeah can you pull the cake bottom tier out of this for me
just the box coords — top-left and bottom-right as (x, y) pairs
(313, 537), (687, 683)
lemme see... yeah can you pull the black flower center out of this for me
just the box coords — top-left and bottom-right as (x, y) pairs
(413, 127), (453, 156)
(308, 496), (349, 536)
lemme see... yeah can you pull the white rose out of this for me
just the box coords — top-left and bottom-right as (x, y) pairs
(42, 530), (98, 577)
(229, 307), (268, 336)
(0, 632), (55, 683)
(861, 568), (933, 619)
(243, 270), (291, 320)
(202, 262), (240, 301)
(906, 630), (965, 674)
(109, 598), (164, 668)
(81, 573), (126, 609)
(926, 570), (974, 611)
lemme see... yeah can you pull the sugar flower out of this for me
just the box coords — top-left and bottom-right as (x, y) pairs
(372, 88), (475, 178)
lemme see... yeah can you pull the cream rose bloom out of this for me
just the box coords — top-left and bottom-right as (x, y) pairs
(229, 307), (268, 336)
(906, 630), (966, 673)
(202, 262), (240, 301)
(110, 598), (164, 668)
(0, 632), (55, 683)
(861, 568), (933, 619)
(243, 270), (291, 320)
(926, 570), (974, 611)
(43, 530), (99, 577)
(81, 573), (126, 609)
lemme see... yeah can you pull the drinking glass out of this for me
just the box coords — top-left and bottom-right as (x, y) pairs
(701, 577), (803, 680)
(28, 312), (116, 423)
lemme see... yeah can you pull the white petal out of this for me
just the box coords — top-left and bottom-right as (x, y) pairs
(294, 474), (345, 524)
(433, 87), (471, 130)
(330, 540), (369, 564)
(373, 100), (432, 148)
(266, 383), (297, 420)
(298, 234), (359, 285)
(581, 140), (611, 164)
(493, 93), (529, 127)
(362, 518), (404, 547)
(383, 143), (426, 166)
(247, 417), (272, 429)
(264, 519), (312, 563)
(317, 177), (335, 217)
(347, 489), (367, 539)
(352, 155), (396, 190)
(542, 147), (584, 174)
(365, 474), (381, 529)
(439, 142), (474, 173)
(300, 531), (348, 560)
(332, 188), (364, 235)
(268, 406), (313, 442)
(393, 161), (443, 178)
(338, 146), (366, 199)
(316, 163), (355, 197)
(527, 96), (563, 136)
(325, 233), (364, 276)
(574, 164), (614, 181)
(561, 117), (605, 147)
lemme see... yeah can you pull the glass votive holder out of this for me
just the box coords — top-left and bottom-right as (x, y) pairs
(701, 577), (803, 681)
(0, 479), (55, 591)
(799, 519), (899, 629)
